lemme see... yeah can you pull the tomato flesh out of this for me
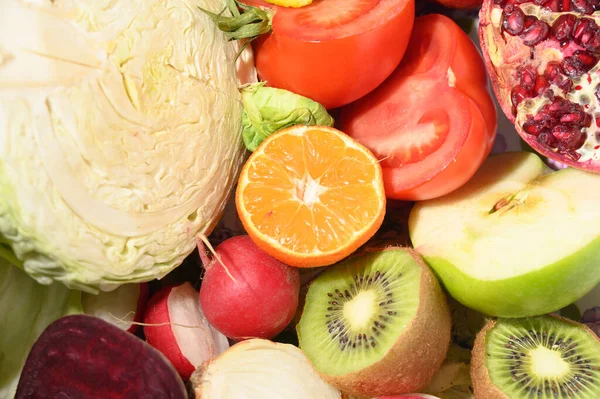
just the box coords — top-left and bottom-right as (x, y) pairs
(338, 14), (497, 201)
(242, 0), (415, 109)
(276, 0), (380, 31)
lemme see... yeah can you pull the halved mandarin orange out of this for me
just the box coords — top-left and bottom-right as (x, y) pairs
(236, 125), (386, 268)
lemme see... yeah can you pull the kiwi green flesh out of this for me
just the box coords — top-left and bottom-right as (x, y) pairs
(297, 249), (421, 376)
(486, 315), (600, 398)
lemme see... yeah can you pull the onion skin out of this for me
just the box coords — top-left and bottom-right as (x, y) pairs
(190, 339), (342, 399)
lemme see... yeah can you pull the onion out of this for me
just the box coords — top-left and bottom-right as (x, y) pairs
(190, 339), (342, 399)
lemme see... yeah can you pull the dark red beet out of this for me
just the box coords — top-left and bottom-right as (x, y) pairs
(15, 315), (187, 399)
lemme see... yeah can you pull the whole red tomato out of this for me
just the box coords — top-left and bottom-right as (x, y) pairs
(241, 0), (415, 109)
(338, 14), (497, 201)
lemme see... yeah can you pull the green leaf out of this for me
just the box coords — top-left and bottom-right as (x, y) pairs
(241, 83), (335, 151)
(198, 0), (272, 41)
(0, 259), (82, 398)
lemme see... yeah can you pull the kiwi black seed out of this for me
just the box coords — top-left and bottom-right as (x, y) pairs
(472, 314), (600, 399)
(296, 247), (451, 398)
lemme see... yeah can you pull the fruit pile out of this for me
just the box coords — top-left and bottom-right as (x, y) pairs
(11, 0), (600, 398)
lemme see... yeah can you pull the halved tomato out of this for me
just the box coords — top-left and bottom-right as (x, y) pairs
(338, 14), (498, 201)
(240, 0), (415, 109)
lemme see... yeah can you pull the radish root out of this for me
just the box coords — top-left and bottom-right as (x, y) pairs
(107, 312), (212, 332)
(196, 234), (238, 284)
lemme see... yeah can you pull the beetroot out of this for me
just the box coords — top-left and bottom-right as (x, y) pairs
(15, 314), (187, 399)
(199, 235), (300, 340)
(479, 0), (600, 171)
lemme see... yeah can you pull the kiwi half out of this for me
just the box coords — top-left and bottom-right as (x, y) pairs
(472, 314), (600, 398)
(296, 247), (451, 398)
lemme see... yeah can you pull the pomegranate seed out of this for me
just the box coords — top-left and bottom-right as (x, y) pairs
(523, 119), (545, 136)
(584, 30), (600, 52)
(544, 89), (556, 101)
(574, 50), (597, 66)
(552, 14), (576, 41)
(560, 0), (572, 11)
(524, 15), (537, 29)
(553, 126), (586, 149)
(573, 0), (595, 13)
(502, 5), (526, 36)
(519, 20), (551, 46)
(544, 0), (560, 11)
(538, 131), (559, 148)
(548, 98), (573, 114)
(534, 75), (549, 95)
(561, 50), (597, 78)
(559, 110), (586, 124)
(511, 85), (530, 107)
(545, 61), (563, 85)
(552, 124), (573, 139)
(558, 79), (574, 94)
(560, 147), (582, 160)
(535, 0), (550, 4)
(519, 67), (537, 91)
(573, 18), (597, 42)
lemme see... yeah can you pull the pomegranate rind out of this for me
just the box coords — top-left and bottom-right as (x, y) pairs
(15, 315), (187, 399)
(478, 1), (600, 172)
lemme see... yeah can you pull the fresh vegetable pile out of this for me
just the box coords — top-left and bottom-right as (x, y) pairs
(4, 0), (600, 398)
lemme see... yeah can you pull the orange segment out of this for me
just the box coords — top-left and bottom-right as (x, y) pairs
(236, 125), (386, 267)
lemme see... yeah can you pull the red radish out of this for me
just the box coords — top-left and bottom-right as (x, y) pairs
(143, 282), (229, 380)
(199, 235), (300, 340)
(16, 315), (186, 399)
(81, 283), (149, 334)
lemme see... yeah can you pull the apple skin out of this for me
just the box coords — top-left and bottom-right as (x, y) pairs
(408, 151), (600, 318)
(420, 239), (600, 317)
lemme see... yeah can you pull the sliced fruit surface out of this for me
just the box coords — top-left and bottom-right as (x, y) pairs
(236, 125), (386, 268)
(241, 0), (414, 108)
(472, 315), (600, 398)
(339, 14), (497, 201)
(298, 249), (422, 375)
(409, 151), (600, 317)
(15, 315), (187, 399)
(297, 247), (451, 398)
(479, 0), (600, 172)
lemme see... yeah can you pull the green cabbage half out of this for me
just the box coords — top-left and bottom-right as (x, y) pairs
(0, 0), (254, 292)
(0, 258), (82, 398)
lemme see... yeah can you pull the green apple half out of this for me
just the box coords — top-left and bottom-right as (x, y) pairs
(408, 151), (600, 317)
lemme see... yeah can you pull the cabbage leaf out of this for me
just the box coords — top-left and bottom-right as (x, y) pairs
(0, 0), (254, 292)
(241, 82), (335, 151)
(0, 258), (82, 398)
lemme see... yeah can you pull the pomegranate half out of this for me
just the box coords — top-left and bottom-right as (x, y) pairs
(479, 0), (600, 171)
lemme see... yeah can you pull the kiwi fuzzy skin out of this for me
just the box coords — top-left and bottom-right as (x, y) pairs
(471, 314), (600, 399)
(471, 319), (508, 399)
(319, 247), (452, 398)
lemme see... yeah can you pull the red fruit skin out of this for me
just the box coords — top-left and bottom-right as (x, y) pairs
(143, 285), (195, 380)
(478, 0), (600, 172)
(127, 283), (150, 334)
(199, 235), (301, 340)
